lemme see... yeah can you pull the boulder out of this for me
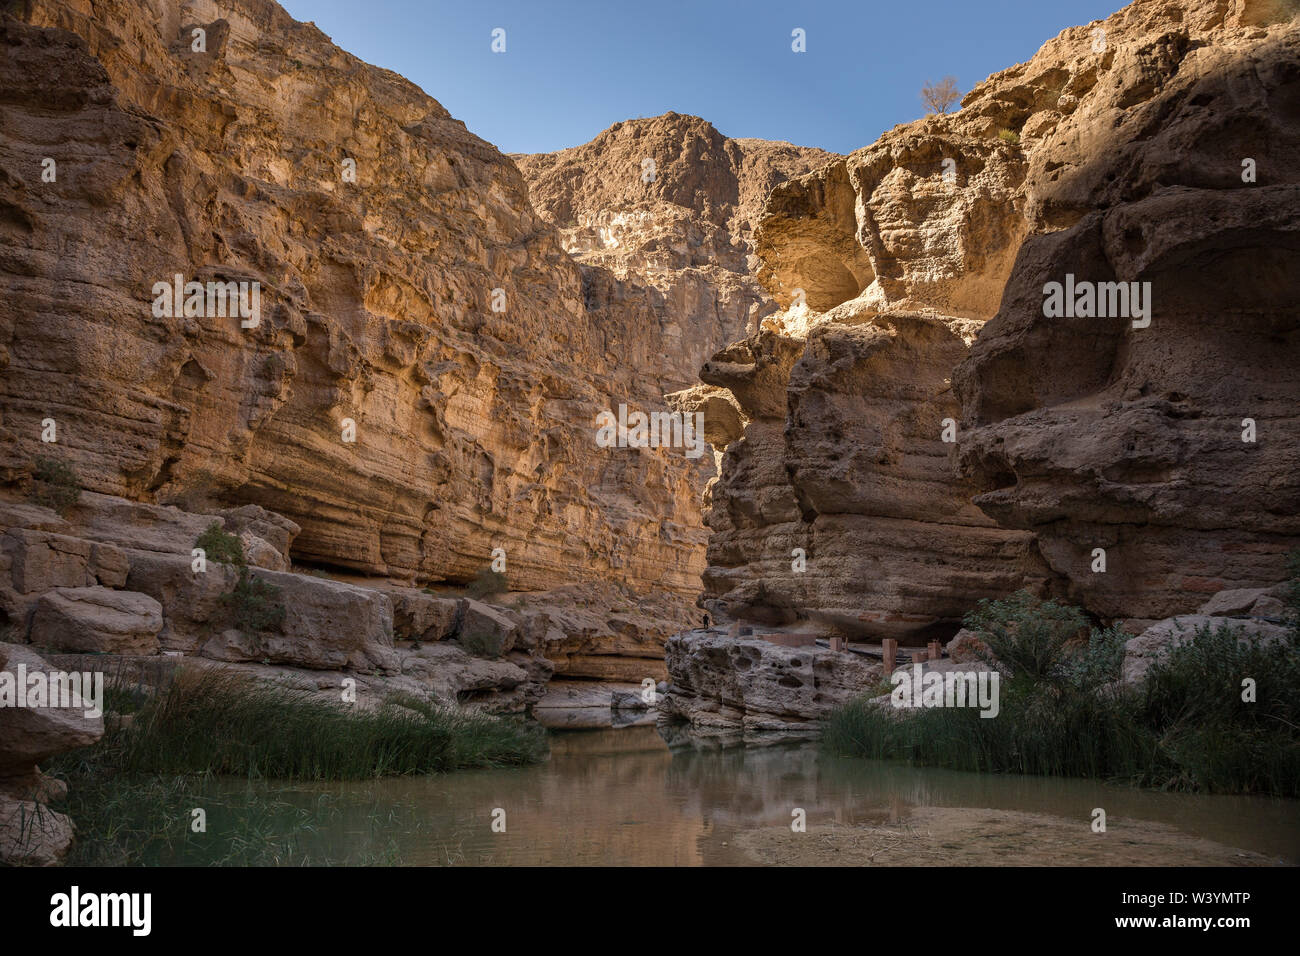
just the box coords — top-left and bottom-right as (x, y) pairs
(509, 585), (693, 681)
(0, 642), (105, 780)
(397, 643), (551, 712)
(1197, 586), (1289, 620)
(73, 492), (217, 555)
(0, 642), (104, 865)
(1121, 615), (1291, 685)
(72, 494), (297, 569)
(1, 528), (93, 594)
(458, 599), (519, 657)
(88, 542), (129, 588)
(658, 631), (881, 737)
(124, 550), (230, 650)
(0, 794), (76, 867)
(388, 588), (460, 644)
(946, 629), (990, 663)
(125, 550), (394, 670)
(238, 532), (288, 572)
(217, 505), (300, 566)
(28, 587), (163, 655)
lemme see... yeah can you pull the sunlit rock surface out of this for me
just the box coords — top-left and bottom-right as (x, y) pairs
(697, 0), (1300, 632)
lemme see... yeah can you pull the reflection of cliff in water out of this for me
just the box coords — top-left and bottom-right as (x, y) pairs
(190, 726), (1297, 866)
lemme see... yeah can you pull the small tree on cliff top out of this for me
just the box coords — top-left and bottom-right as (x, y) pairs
(921, 76), (961, 115)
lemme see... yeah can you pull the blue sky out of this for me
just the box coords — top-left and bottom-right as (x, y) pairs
(281, 0), (1121, 155)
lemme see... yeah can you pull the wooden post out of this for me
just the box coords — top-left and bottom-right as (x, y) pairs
(928, 640), (942, 660)
(829, 636), (846, 652)
(882, 638), (897, 677)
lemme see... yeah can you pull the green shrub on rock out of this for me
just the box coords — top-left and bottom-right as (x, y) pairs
(195, 521), (244, 567)
(193, 521), (285, 636)
(466, 567), (508, 600)
(30, 456), (81, 516)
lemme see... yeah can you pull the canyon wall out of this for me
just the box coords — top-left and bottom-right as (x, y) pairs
(0, 0), (726, 596)
(516, 114), (835, 393)
(953, 0), (1300, 623)
(697, 0), (1300, 636)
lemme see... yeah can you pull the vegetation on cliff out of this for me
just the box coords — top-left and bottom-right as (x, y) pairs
(29, 456), (81, 517)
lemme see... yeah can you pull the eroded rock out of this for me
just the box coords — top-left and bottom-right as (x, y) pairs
(29, 586), (163, 655)
(1121, 614), (1291, 684)
(658, 631), (881, 738)
(0, 0), (715, 598)
(696, 0), (1300, 633)
(0, 642), (104, 865)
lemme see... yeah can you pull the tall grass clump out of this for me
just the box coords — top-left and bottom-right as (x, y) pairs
(1131, 621), (1300, 793)
(824, 583), (1300, 796)
(45, 668), (547, 864)
(93, 668), (546, 779)
(46, 755), (420, 866)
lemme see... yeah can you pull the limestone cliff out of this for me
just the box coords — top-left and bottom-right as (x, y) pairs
(953, 0), (1300, 622)
(515, 114), (836, 395)
(0, 0), (711, 595)
(696, 0), (1300, 636)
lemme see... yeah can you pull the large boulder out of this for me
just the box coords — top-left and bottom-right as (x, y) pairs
(72, 493), (296, 569)
(1121, 615), (1291, 685)
(72, 492), (221, 556)
(0, 642), (104, 780)
(658, 631), (881, 737)
(28, 586), (163, 655)
(1197, 585), (1289, 620)
(458, 599), (519, 657)
(217, 505), (300, 569)
(1, 528), (94, 594)
(508, 584), (695, 681)
(124, 551), (394, 670)
(0, 642), (104, 866)
(0, 793), (77, 867)
(397, 643), (551, 712)
(388, 588), (461, 644)
(946, 628), (990, 663)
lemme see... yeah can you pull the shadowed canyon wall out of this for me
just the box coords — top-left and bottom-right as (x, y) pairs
(699, 0), (1300, 636)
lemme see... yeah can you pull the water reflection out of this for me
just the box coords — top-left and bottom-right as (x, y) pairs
(205, 725), (1299, 866)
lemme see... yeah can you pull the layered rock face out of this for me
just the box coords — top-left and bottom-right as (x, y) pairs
(658, 631), (881, 739)
(0, 492), (556, 707)
(516, 113), (836, 396)
(953, 1), (1300, 620)
(0, 0), (710, 595)
(0, 487), (713, 713)
(696, 0), (1300, 634)
(700, 311), (1052, 638)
